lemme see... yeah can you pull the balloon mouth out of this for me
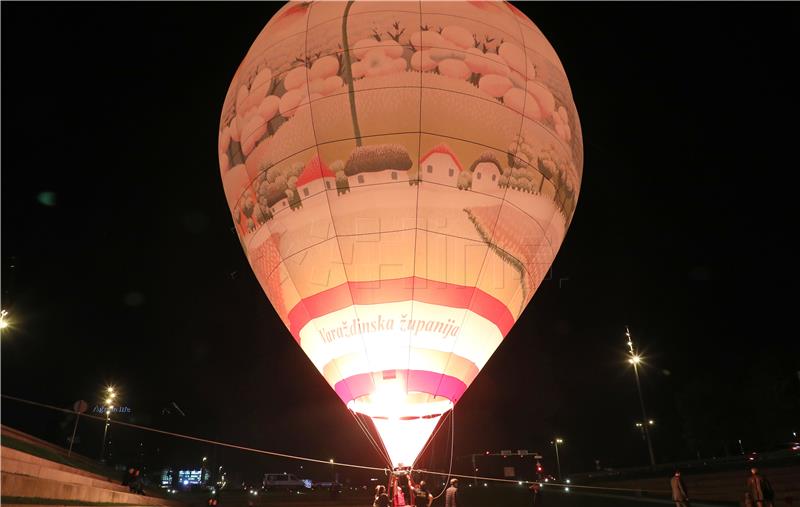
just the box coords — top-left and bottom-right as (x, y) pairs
(347, 378), (454, 420)
(347, 377), (453, 468)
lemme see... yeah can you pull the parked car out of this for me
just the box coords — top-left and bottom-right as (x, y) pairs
(262, 473), (311, 491)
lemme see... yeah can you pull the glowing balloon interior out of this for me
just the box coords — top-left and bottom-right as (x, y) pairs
(219, 0), (582, 468)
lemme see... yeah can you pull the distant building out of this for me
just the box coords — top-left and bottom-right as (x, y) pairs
(160, 469), (174, 488)
(176, 469), (210, 487)
(419, 144), (463, 186)
(296, 154), (335, 198)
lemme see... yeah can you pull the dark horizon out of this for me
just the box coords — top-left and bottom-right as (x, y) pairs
(2, 1), (798, 484)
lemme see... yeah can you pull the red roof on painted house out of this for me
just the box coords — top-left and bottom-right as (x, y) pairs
(419, 144), (464, 172)
(296, 155), (335, 187)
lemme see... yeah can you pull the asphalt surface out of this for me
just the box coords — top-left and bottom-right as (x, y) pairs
(190, 487), (737, 507)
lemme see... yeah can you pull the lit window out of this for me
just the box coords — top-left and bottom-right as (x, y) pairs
(303, 187), (310, 196)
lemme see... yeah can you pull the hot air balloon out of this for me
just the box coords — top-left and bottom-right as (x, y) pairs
(219, 0), (582, 472)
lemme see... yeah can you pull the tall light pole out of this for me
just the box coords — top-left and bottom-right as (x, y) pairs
(471, 453), (479, 486)
(552, 438), (564, 479)
(626, 327), (655, 466)
(329, 458), (335, 483)
(100, 386), (117, 461)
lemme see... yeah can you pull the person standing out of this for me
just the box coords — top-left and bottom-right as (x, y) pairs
(670, 470), (690, 507)
(529, 482), (543, 505)
(122, 467), (135, 487)
(445, 478), (459, 507)
(373, 485), (390, 507)
(414, 480), (432, 507)
(746, 468), (775, 507)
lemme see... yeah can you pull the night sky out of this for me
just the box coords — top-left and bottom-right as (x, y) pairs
(2, 1), (799, 485)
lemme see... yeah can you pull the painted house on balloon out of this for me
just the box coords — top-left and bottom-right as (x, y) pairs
(469, 152), (504, 197)
(419, 144), (463, 186)
(297, 154), (335, 198)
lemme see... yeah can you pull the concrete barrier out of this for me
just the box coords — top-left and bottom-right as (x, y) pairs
(1, 472), (175, 505)
(1, 443), (182, 507)
(1, 446), (123, 487)
(2, 454), (130, 493)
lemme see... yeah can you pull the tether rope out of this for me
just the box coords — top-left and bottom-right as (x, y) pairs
(1, 394), (670, 494)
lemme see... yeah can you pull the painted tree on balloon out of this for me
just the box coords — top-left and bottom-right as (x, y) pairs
(505, 133), (577, 217)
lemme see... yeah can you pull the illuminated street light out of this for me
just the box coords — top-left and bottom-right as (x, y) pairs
(551, 438), (564, 479)
(100, 385), (120, 461)
(0, 309), (9, 330)
(625, 327), (655, 466)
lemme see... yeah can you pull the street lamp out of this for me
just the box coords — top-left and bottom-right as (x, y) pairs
(634, 420), (655, 440)
(329, 458), (336, 483)
(626, 327), (655, 466)
(551, 438), (564, 479)
(100, 386), (118, 461)
(0, 309), (9, 330)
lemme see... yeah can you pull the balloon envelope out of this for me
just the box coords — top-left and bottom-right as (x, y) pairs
(219, 0), (582, 468)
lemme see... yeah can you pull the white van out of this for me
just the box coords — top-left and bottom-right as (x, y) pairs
(262, 473), (311, 491)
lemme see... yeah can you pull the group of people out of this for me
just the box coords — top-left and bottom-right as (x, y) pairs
(671, 467), (776, 507)
(121, 467), (145, 495)
(372, 478), (449, 507)
(369, 466), (777, 507)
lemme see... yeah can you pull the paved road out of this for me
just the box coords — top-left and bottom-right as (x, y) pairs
(440, 486), (736, 507)
(196, 487), (736, 507)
